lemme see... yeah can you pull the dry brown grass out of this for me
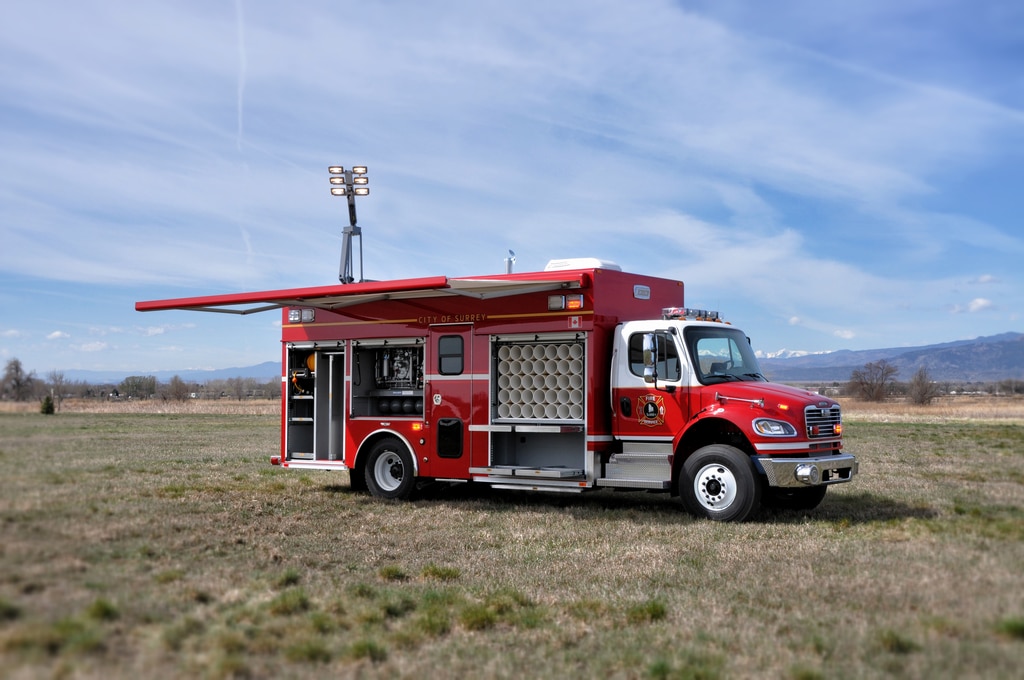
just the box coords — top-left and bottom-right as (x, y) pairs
(5, 393), (1021, 421)
(839, 395), (1024, 423)
(0, 398), (279, 416)
(0, 405), (1022, 678)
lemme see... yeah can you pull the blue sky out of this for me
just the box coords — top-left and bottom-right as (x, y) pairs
(2, 0), (1022, 376)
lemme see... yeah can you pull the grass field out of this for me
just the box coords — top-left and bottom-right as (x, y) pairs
(1, 402), (1022, 678)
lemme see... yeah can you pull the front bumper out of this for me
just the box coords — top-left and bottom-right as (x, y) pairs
(754, 453), (858, 488)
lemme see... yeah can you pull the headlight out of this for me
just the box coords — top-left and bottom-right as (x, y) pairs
(752, 418), (798, 437)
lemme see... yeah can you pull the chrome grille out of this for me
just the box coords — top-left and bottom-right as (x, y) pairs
(805, 405), (841, 438)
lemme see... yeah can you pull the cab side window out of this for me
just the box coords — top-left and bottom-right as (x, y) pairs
(628, 332), (681, 380)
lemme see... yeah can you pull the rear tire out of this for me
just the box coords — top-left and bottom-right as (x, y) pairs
(680, 444), (761, 522)
(762, 485), (827, 511)
(364, 438), (415, 500)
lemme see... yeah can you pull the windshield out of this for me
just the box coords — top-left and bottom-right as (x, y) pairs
(684, 326), (766, 385)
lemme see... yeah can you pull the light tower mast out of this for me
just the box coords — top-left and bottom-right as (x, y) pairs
(328, 165), (369, 283)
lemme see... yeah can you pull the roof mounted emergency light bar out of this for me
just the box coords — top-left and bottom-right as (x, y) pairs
(662, 307), (723, 322)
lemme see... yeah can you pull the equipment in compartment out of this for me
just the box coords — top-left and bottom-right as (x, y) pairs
(493, 341), (585, 421)
(374, 347), (422, 390)
(351, 340), (425, 417)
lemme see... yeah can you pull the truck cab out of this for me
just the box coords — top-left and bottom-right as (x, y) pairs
(606, 308), (857, 521)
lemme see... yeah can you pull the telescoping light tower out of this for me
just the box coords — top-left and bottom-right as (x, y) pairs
(328, 165), (369, 283)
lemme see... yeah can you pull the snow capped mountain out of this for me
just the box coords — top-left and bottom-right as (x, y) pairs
(756, 348), (834, 360)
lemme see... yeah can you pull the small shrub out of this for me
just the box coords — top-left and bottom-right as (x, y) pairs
(40, 396), (55, 415)
(308, 611), (336, 634)
(626, 598), (668, 625)
(275, 568), (301, 589)
(163, 616), (205, 651)
(382, 595), (416, 619)
(151, 569), (184, 585)
(485, 588), (533, 614)
(0, 597), (22, 622)
(53, 617), (105, 654)
(877, 629), (920, 654)
(421, 564), (460, 581)
(379, 565), (409, 582)
(568, 599), (608, 621)
(459, 603), (498, 631)
(348, 582), (377, 600)
(86, 598), (119, 622)
(414, 607), (452, 637)
(647, 649), (724, 680)
(348, 638), (387, 663)
(995, 617), (1024, 640)
(286, 639), (332, 663)
(268, 588), (311, 616)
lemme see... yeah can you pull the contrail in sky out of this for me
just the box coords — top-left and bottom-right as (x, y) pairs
(235, 0), (247, 152)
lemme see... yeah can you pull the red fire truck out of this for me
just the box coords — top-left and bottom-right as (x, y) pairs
(137, 258), (857, 522)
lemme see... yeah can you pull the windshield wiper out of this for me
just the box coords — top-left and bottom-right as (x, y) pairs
(704, 373), (741, 383)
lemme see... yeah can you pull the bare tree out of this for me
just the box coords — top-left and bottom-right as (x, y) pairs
(225, 377), (248, 400)
(2, 358), (36, 402)
(906, 366), (942, 405)
(47, 370), (66, 412)
(167, 375), (190, 402)
(848, 360), (898, 402)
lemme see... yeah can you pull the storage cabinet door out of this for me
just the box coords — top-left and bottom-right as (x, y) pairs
(424, 326), (473, 478)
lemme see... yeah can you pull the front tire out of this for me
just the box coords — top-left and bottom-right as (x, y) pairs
(364, 438), (415, 500)
(681, 444), (761, 522)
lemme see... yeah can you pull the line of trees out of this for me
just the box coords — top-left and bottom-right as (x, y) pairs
(843, 359), (1023, 404)
(2, 358), (280, 409)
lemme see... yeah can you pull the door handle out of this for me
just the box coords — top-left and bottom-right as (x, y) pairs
(619, 397), (632, 417)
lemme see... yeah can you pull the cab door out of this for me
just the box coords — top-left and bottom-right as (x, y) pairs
(611, 326), (689, 442)
(423, 325), (473, 479)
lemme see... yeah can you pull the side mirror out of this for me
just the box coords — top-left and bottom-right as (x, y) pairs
(642, 333), (658, 384)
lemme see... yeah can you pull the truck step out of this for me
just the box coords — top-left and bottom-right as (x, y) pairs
(595, 478), (671, 490)
(469, 465), (584, 479)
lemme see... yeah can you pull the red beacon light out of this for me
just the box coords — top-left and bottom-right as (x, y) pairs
(662, 307), (723, 322)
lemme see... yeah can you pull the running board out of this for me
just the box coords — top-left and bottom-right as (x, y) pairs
(488, 483), (585, 494)
(595, 478), (671, 490)
(469, 466), (583, 479)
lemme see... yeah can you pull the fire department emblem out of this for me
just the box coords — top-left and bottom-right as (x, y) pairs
(637, 394), (665, 427)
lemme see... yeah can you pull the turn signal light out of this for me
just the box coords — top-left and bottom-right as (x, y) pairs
(548, 294), (584, 311)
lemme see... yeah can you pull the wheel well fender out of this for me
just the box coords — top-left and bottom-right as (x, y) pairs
(353, 430), (420, 481)
(671, 417), (755, 494)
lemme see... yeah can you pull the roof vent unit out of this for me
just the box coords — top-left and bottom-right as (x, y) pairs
(543, 258), (621, 272)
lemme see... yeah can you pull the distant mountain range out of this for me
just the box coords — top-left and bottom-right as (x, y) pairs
(759, 332), (1024, 383)
(57, 333), (1024, 385)
(61, 362), (280, 385)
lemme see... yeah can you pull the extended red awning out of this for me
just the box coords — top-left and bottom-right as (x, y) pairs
(136, 273), (588, 315)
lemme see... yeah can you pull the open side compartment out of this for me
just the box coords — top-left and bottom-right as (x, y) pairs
(349, 338), (425, 418)
(476, 333), (590, 483)
(285, 344), (344, 461)
(484, 425), (587, 479)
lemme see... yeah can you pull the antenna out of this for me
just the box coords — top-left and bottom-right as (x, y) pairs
(328, 165), (369, 283)
(505, 249), (516, 274)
